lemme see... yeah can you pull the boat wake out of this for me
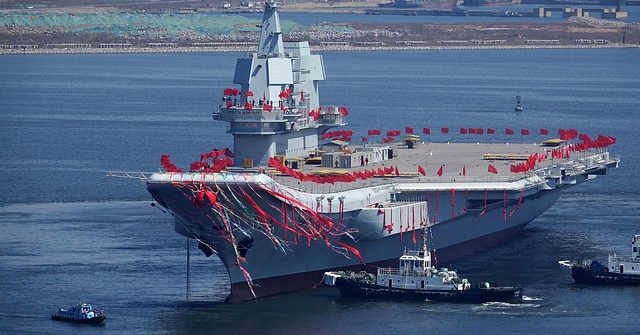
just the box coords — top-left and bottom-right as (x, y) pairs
(522, 295), (543, 301)
(476, 300), (541, 309)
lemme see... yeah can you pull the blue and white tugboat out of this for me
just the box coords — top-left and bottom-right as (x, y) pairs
(51, 302), (106, 324)
(559, 234), (640, 285)
(324, 227), (523, 303)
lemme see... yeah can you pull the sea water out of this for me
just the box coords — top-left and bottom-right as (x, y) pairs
(0, 49), (639, 334)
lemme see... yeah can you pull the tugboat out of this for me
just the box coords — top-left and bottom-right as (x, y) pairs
(515, 92), (523, 112)
(51, 302), (106, 324)
(559, 234), (640, 285)
(324, 227), (523, 303)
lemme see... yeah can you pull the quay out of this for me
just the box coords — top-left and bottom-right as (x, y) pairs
(365, 6), (628, 19)
(1, 43), (637, 56)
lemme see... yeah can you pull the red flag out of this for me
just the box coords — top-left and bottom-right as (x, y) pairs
(505, 128), (514, 135)
(540, 128), (549, 135)
(244, 102), (253, 110)
(437, 165), (443, 177)
(558, 129), (569, 140)
(441, 127), (449, 134)
(487, 128), (495, 135)
(488, 164), (498, 174)
(245, 90), (254, 97)
(263, 92), (266, 101)
(598, 134), (615, 145)
(527, 154), (537, 169)
(362, 137), (368, 143)
(395, 166), (400, 176)
(405, 127), (414, 134)
(418, 165), (426, 176)
(460, 128), (468, 134)
(300, 90), (305, 101)
(462, 165), (466, 177)
(423, 128), (431, 135)
(222, 148), (234, 158)
(521, 129), (530, 136)
(278, 89), (290, 99)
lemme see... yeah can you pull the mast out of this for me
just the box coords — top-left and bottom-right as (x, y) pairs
(419, 222), (432, 271)
(258, 0), (284, 57)
(186, 237), (191, 301)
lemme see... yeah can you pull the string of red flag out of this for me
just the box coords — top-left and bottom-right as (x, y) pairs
(267, 157), (401, 184)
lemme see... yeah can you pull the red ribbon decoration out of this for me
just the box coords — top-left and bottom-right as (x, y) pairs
(510, 188), (525, 217)
(479, 189), (487, 216)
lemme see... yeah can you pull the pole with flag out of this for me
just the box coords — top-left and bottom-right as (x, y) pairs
(418, 165), (426, 176)
(488, 164), (498, 175)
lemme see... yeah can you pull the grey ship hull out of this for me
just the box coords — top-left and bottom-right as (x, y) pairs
(149, 177), (565, 303)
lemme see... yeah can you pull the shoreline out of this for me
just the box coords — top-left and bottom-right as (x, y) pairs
(1, 43), (638, 55)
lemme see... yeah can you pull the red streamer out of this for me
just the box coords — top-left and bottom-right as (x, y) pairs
(510, 188), (525, 217)
(479, 189), (487, 216)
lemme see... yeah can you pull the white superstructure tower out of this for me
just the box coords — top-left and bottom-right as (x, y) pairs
(213, 0), (346, 168)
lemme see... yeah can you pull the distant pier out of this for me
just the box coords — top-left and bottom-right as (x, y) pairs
(537, 7), (628, 19)
(365, 7), (628, 19)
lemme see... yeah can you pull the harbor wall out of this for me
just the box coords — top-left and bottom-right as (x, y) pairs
(1, 43), (638, 55)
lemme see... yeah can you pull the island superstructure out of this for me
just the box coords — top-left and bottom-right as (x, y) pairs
(145, 0), (620, 303)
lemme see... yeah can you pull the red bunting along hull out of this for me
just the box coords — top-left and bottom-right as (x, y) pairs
(148, 171), (570, 303)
